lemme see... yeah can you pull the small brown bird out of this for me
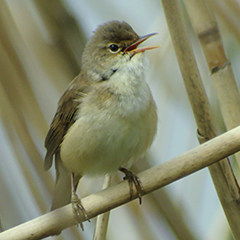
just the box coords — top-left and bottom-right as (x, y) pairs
(44, 20), (158, 223)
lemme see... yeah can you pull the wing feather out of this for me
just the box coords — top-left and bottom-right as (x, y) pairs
(44, 74), (90, 170)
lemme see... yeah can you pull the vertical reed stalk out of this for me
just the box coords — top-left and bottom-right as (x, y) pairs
(161, 0), (240, 238)
(184, 0), (240, 166)
(93, 175), (112, 240)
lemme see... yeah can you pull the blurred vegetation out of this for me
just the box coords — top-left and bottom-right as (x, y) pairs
(1, 0), (240, 239)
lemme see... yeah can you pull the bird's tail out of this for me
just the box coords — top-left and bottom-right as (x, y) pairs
(51, 151), (80, 210)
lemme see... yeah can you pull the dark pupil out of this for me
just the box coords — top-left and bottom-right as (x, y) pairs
(109, 44), (119, 52)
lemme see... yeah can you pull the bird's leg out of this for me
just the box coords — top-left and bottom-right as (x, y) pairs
(119, 167), (145, 204)
(71, 172), (89, 230)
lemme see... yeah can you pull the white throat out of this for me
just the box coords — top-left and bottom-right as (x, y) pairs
(105, 53), (152, 115)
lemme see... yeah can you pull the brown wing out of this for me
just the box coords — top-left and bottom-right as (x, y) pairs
(44, 74), (90, 171)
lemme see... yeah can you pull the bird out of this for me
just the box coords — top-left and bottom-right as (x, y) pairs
(44, 20), (158, 225)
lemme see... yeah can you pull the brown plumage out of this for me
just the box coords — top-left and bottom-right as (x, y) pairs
(44, 20), (158, 215)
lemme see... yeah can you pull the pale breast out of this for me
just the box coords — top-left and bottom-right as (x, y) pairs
(60, 54), (157, 177)
(60, 91), (157, 177)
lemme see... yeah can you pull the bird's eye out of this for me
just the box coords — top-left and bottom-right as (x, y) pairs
(108, 44), (120, 53)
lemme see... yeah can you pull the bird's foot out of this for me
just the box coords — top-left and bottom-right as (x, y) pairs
(119, 167), (145, 204)
(71, 192), (90, 231)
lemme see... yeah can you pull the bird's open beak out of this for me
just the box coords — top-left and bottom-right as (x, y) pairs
(124, 33), (160, 54)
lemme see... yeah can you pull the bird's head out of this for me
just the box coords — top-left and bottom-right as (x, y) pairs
(82, 21), (159, 81)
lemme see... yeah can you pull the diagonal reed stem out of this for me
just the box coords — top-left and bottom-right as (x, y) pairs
(1, 125), (240, 240)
